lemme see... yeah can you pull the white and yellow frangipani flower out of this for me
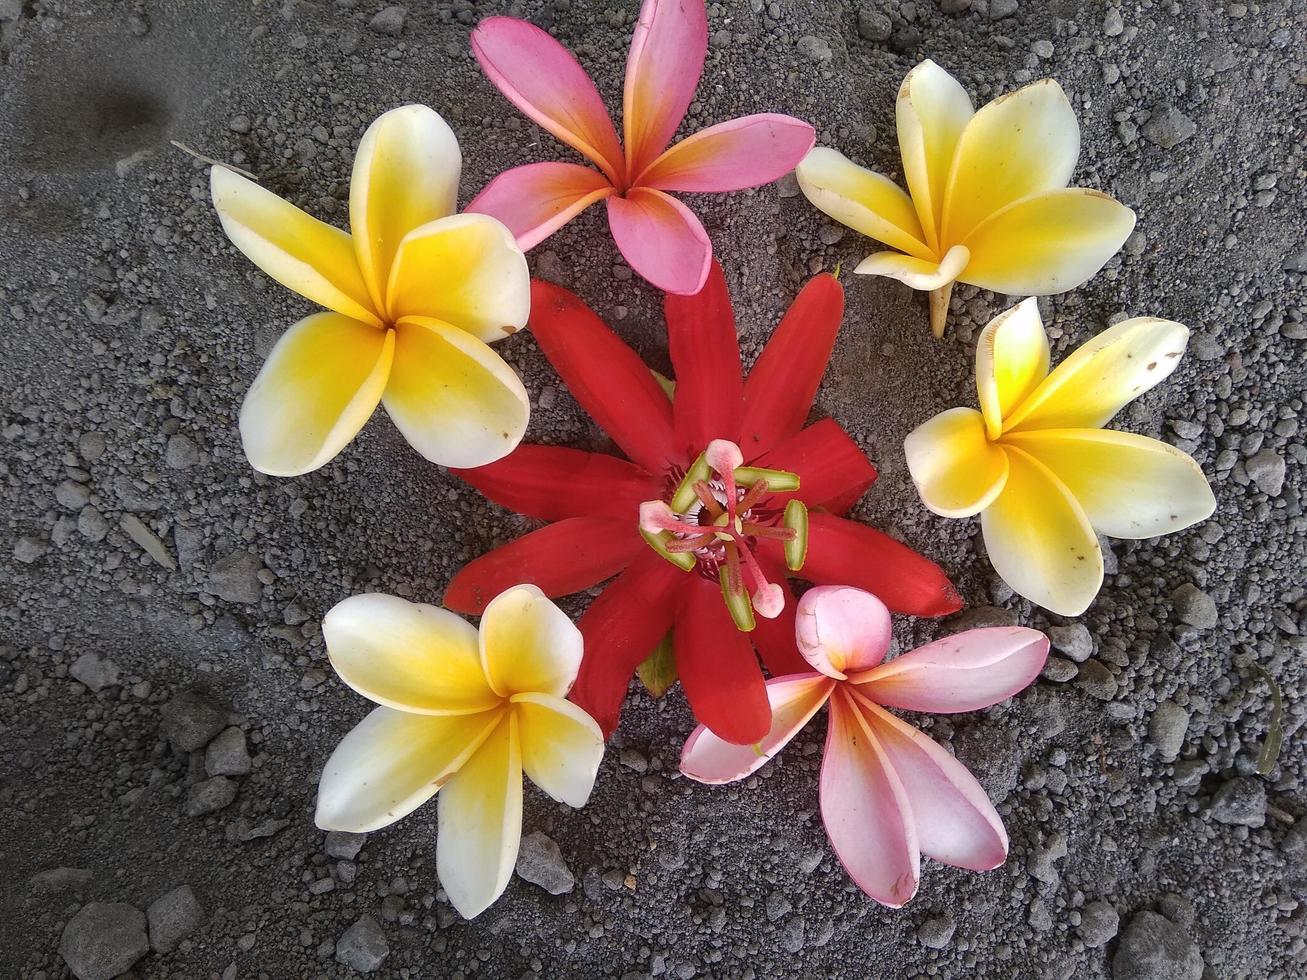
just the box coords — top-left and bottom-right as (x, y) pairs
(210, 105), (531, 476)
(314, 585), (604, 919)
(796, 60), (1137, 338)
(904, 299), (1216, 616)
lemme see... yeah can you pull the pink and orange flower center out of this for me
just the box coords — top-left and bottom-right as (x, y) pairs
(638, 439), (808, 631)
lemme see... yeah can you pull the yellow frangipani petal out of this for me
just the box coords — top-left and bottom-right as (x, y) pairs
(942, 78), (1080, 245)
(855, 244), (970, 291)
(385, 213), (531, 343)
(322, 593), (501, 715)
(1003, 429), (1216, 540)
(976, 298), (1050, 439)
(960, 189), (1136, 296)
(351, 105), (462, 312)
(981, 446), (1103, 616)
(513, 692), (604, 808)
(314, 706), (502, 833)
(238, 312), (394, 477)
(210, 167), (381, 326)
(382, 316), (529, 468)
(1004, 316), (1190, 433)
(437, 712), (523, 920)
(795, 147), (934, 261)
(479, 584), (583, 699)
(904, 407), (1009, 518)
(896, 59), (974, 253)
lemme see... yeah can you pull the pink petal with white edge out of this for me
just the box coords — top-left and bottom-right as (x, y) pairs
(467, 162), (615, 251)
(637, 114), (817, 192)
(680, 673), (834, 784)
(821, 689), (920, 907)
(606, 188), (711, 294)
(471, 17), (625, 185)
(795, 586), (893, 680)
(855, 693), (1008, 871)
(852, 627), (1048, 713)
(623, 0), (708, 179)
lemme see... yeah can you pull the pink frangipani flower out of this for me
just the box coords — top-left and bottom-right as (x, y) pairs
(680, 585), (1048, 907)
(467, 0), (816, 294)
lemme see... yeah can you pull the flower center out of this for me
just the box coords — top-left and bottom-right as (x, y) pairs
(639, 439), (808, 632)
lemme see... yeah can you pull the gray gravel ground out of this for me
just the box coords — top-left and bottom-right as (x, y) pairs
(2, 0), (1305, 977)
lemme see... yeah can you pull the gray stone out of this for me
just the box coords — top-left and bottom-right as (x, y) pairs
(336, 915), (389, 973)
(30, 867), (94, 893)
(147, 884), (204, 953)
(78, 506), (110, 542)
(205, 726), (251, 776)
(797, 35), (833, 61)
(1148, 701), (1190, 761)
(917, 913), (955, 948)
(1209, 776), (1265, 827)
(1103, 8), (1124, 35)
(1048, 623), (1094, 662)
(1041, 657), (1079, 682)
(1077, 660), (1117, 700)
(13, 533), (49, 563)
(1279, 820), (1307, 875)
(939, 0), (971, 13)
(77, 431), (107, 461)
(69, 652), (120, 692)
(1141, 105), (1197, 149)
(990, 0), (1019, 18)
(165, 433), (199, 469)
(119, 515), (176, 569)
(1245, 449), (1286, 496)
(325, 830), (367, 860)
(59, 902), (149, 980)
(1112, 911), (1203, 980)
(856, 6), (892, 41)
(161, 691), (227, 751)
(1172, 583), (1218, 629)
(515, 831), (575, 895)
(56, 479), (91, 510)
(780, 915), (806, 953)
(1079, 900), (1120, 947)
(1030, 831), (1067, 884)
(186, 776), (237, 816)
(207, 550), (262, 604)
(368, 5), (406, 36)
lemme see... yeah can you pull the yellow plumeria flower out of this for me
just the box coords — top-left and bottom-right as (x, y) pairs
(315, 585), (604, 920)
(904, 299), (1216, 616)
(210, 105), (531, 476)
(796, 60), (1137, 338)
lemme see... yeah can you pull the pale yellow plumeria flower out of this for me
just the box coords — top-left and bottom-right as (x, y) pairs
(904, 299), (1216, 616)
(211, 105), (531, 476)
(796, 60), (1137, 338)
(315, 585), (604, 920)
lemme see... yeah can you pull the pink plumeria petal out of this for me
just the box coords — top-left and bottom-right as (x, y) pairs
(821, 689), (920, 907)
(637, 114), (816, 192)
(852, 627), (1049, 713)
(471, 17), (625, 185)
(795, 586), (893, 680)
(854, 692), (1008, 871)
(623, 0), (708, 178)
(606, 187), (711, 294)
(467, 162), (615, 251)
(680, 673), (834, 784)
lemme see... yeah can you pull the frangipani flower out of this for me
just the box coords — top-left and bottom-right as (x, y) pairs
(210, 105), (531, 476)
(314, 585), (603, 920)
(445, 262), (960, 747)
(681, 586), (1048, 907)
(904, 298), (1216, 616)
(796, 60), (1136, 337)
(467, 0), (815, 294)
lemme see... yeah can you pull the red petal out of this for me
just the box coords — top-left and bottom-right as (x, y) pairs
(529, 280), (677, 473)
(751, 418), (877, 516)
(675, 578), (770, 744)
(453, 445), (661, 522)
(665, 260), (743, 455)
(443, 517), (642, 615)
(741, 274), (845, 455)
(749, 550), (809, 677)
(803, 512), (962, 617)
(569, 551), (685, 737)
